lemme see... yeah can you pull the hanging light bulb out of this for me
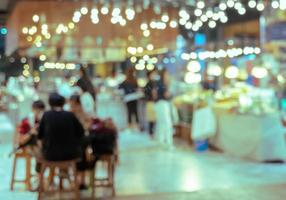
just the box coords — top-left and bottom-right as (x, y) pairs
(169, 20), (178, 28)
(80, 7), (88, 15)
(32, 15), (40, 23)
(194, 9), (203, 17)
(101, 6), (109, 15)
(206, 10), (214, 18)
(161, 14), (170, 22)
(184, 72), (202, 84)
(207, 64), (223, 76)
(147, 44), (154, 51)
(112, 7), (121, 16)
(257, 2), (265, 11)
(208, 20), (216, 28)
(185, 22), (192, 29)
(219, 2), (227, 10)
(220, 15), (228, 23)
(126, 8), (135, 20)
(238, 7), (246, 15)
(187, 60), (201, 73)
(140, 23), (148, 30)
(225, 66), (239, 79)
(22, 27), (29, 34)
(248, 0), (257, 8)
(227, 0), (235, 8)
(197, 1), (205, 9)
(143, 30), (150, 37)
(234, 2), (242, 10)
(272, 0), (280, 9)
(252, 67), (268, 79)
(201, 15), (208, 22)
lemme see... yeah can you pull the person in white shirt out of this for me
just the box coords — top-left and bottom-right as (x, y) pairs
(80, 87), (95, 117)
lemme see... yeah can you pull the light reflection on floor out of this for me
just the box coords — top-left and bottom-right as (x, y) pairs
(1, 113), (286, 199)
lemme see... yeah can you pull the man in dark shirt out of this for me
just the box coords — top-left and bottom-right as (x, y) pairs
(38, 93), (84, 161)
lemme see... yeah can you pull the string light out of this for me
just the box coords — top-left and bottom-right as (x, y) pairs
(80, 7), (88, 15)
(101, 6), (109, 15)
(272, 0), (280, 9)
(32, 15), (40, 23)
(169, 20), (178, 28)
(147, 44), (154, 51)
(248, 0), (257, 8)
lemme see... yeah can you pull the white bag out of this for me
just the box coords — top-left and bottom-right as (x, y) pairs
(123, 91), (144, 102)
(192, 106), (216, 140)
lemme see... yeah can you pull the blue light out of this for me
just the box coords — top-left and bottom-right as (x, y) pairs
(1, 28), (7, 35)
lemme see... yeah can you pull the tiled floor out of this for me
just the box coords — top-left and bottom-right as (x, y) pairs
(1, 113), (286, 199)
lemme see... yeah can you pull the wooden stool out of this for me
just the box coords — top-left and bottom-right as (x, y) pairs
(90, 154), (116, 198)
(37, 159), (80, 200)
(10, 149), (32, 191)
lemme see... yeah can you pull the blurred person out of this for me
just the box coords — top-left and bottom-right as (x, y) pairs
(154, 69), (178, 149)
(16, 100), (46, 150)
(119, 68), (140, 129)
(38, 93), (85, 161)
(79, 86), (96, 117)
(77, 66), (96, 101)
(144, 70), (157, 137)
(69, 94), (92, 130)
(156, 69), (170, 100)
(69, 94), (95, 190)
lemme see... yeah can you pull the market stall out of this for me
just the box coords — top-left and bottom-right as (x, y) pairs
(211, 111), (286, 161)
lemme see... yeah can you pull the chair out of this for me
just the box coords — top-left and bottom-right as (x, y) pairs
(90, 154), (116, 198)
(37, 159), (80, 200)
(10, 148), (33, 191)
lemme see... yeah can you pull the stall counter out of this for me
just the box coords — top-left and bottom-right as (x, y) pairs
(210, 111), (286, 161)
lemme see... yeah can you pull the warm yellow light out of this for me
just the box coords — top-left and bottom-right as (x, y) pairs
(45, 33), (51, 39)
(207, 64), (222, 76)
(135, 63), (145, 70)
(130, 56), (137, 63)
(146, 63), (155, 71)
(143, 30), (150, 37)
(39, 55), (47, 61)
(22, 27), (28, 34)
(41, 24), (48, 30)
(137, 47), (144, 54)
(32, 15), (40, 23)
(225, 66), (239, 79)
(127, 47), (137, 55)
(151, 57), (158, 64)
(27, 36), (33, 42)
(23, 70), (30, 77)
(35, 42), (42, 47)
(147, 44), (154, 51)
(251, 67), (268, 79)
(23, 64), (29, 70)
(184, 72), (202, 84)
(62, 26), (68, 33)
(143, 55), (149, 61)
(68, 22), (75, 29)
(34, 76), (40, 82)
(187, 60), (201, 73)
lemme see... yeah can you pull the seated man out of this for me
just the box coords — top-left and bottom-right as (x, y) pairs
(38, 93), (84, 161)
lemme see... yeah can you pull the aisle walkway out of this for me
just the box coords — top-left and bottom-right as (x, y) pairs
(1, 114), (286, 199)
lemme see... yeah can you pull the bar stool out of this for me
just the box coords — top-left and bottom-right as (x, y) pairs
(10, 148), (33, 191)
(37, 159), (80, 200)
(90, 154), (116, 198)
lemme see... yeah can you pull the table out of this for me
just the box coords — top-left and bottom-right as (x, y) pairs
(210, 111), (286, 161)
